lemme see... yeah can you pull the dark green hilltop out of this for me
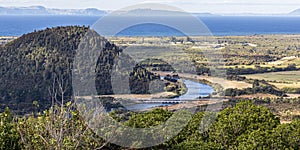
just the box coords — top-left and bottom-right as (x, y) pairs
(0, 26), (161, 115)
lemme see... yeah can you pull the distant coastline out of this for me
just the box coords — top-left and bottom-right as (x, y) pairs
(2, 15), (300, 36)
(1, 6), (300, 16)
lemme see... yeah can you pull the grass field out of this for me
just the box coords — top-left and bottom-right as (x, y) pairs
(225, 57), (300, 69)
(243, 71), (300, 89)
(243, 71), (300, 83)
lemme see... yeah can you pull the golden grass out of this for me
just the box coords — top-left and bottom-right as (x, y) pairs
(243, 71), (300, 83)
(243, 71), (300, 89)
(270, 83), (300, 89)
(234, 94), (279, 99)
(225, 57), (300, 69)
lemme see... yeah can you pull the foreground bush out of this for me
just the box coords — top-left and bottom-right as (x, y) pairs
(16, 103), (106, 149)
(0, 101), (300, 149)
(209, 101), (280, 149)
(0, 108), (21, 149)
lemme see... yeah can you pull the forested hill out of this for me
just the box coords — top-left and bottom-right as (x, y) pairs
(0, 26), (160, 115)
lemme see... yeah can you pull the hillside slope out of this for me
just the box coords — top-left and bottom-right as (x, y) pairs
(0, 26), (160, 114)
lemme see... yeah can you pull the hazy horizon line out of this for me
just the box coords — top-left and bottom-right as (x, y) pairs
(0, 5), (298, 16)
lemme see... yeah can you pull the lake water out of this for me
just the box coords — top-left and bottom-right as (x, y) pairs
(1, 15), (300, 36)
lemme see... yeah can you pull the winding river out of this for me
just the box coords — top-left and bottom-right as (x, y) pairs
(125, 79), (214, 111)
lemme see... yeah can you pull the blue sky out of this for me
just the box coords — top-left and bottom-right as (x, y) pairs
(1, 0), (300, 14)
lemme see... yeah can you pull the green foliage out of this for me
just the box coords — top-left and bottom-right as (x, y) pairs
(209, 101), (280, 149)
(0, 101), (299, 149)
(125, 108), (172, 128)
(128, 66), (161, 94)
(17, 104), (105, 149)
(269, 119), (300, 149)
(166, 112), (216, 148)
(138, 58), (175, 72)
(0, 108), (21, 150)
(0, 26), (88, 114)
(236, 119), (300, 150)
(172, 140), (223, 150)
(236, 129), (272, 150)
(225, 85), (285, 97)
(226, 65), (299, 76)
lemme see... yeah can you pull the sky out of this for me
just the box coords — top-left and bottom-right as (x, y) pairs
(1, 0), (300, 14)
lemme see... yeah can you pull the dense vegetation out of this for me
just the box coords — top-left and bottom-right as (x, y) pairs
(0, 101), (299, 149)
(138, 58), (175, 72)
(193, 63), (299, 76)
(226, 63), (298, 75)
(0, 26), (162, 114)
(224, 79), (286, 97)
(0, 26), (87, 114)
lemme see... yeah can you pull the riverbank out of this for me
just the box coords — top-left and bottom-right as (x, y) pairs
(85, 77), (216, 111)
(159, 99), (228, 111)
(154, 71), (252, 93)
(97, 91), (178, 100)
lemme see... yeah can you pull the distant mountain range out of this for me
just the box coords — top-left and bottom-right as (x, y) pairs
(0, 6), (107, 16)
(0, 6), (217, 16)
(289, 9), (300, 15)
(0, 6), (299, 16)
(115, 8), (216, 16)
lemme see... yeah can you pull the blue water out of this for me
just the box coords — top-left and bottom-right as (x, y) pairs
(117, 23), (186, 36)
(0, 15), (99, 36)
(124, 79), (214, 111)
(202, 16), (300, 36)
(2, 15), (300, 36)
(173, 79), (214, 100)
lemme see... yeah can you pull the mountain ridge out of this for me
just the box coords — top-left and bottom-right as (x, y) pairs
(0, 6), (107, 16)
(2, 5), (298, 16)
(289, 8), (300, 15)
(0, 6), (217, 16)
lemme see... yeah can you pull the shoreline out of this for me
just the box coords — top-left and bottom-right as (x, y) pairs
(154, 71), (251, 94)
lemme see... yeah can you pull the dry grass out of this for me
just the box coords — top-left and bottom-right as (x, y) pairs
(259, 102), (300, 124)
(225, 56), (300, 69)
(243, 71), (300, 89)
(270, 82), (300, 89)
(286, 94), (300, 98)
(234, 94), (279, 99)
(243, 71), (300, 82)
